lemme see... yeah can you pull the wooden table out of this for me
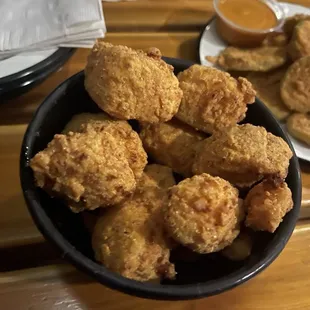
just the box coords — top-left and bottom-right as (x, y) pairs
(1, 1), (310, 308)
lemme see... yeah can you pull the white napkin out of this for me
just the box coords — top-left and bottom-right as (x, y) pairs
(0, 0), (106, 55)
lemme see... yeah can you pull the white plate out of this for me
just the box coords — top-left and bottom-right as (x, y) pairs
(0, 49), (57, 79)
(199, 2), (310, 161)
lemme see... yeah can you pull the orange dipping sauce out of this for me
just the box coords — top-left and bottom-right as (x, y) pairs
(214, 0), (283, 47)
(218, 0), (277, 30)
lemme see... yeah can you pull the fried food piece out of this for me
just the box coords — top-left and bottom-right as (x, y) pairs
(139, 120), (205, 176)
(62, 113), (111, 134)
(287, 113), (310, 145)
(82, 120), (147, 180)
(64, 115), (147, 180)
(207, 46), (287, 72)
(245, 179), (293, 233)
(281, 56), (310, 113)
(163, 174), (241, 254)
(283, 14), (310, 38)
(30, 129), (136, 212)
(193, 124), (292, 187)
(288, 20), (310, 61)
(247, 67), (290, 121)
(84, 42), (182, 123)
(261, 32), (288, 47)
(92, 165), (176, 282)
(221, 232), (252, 261)
(176, 65), (255, 134)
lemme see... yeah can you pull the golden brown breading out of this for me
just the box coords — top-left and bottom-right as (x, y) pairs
(287, 113), (310, 145)
(163, 174), (241, 254)
(192, 124), (292, 187)
(62, 113), (111, 134)
(82, 120), (147, 180)
(246, 68), (290, 121)
(283, 14), (310, 38)
(288, 20), (310, 60)
(139, 120), (205, 176)
(207, 46), (288, 72)
(265, 132), (293, 179)
(221, 232), (252, 261)
(30, 130), (136, 212)
(245, 179), (293, 233)
(92, 165), (176, 282)
(84, 42), (182, 123)
(281, 56), (310, 113)
(176, 65), (255, 134)
(261, 32), (288, 47)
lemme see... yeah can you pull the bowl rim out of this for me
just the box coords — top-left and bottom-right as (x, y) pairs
(20, 59), (301, 300)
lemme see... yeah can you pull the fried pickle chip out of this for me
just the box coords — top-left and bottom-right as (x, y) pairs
(245, 179), (293, 233)
(247, 67), (291, 121)
(207, 46), (288, 72)
(140, 120), (205, 176)
(192, 124), (292, 187)
(283, 14), (310, 38)
(92, 165), (176, 281)
(261, 32), (288, 47)
(176, 65), (255, 134)
(30, 129), (136, 212)
(84, 42), (182, 123)
(163, 174), (241, 254)
(281, 56), (310, 113)
(287, 113), (310, 145)
(288, 20), (310, 61)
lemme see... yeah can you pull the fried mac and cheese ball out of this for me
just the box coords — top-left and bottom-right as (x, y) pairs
(193, 124), (292, 187)
(176, 65), (255, 134)
(163, 174), (241, 254)
(85, 42), (182, 123)
(92, 165), (176, 281)
(287, 113), (310, 145)
(140, 120), (205, 176)
(30, 128), (136, 212)
(63, 114), (147, 180)
(245, 179), (293, 233)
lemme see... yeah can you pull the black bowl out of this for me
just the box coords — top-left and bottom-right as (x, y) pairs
(20, 57), (301, 300)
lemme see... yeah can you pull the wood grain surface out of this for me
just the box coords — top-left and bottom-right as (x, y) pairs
(1, 220), (309, 309)
(1, 0), (310, 308)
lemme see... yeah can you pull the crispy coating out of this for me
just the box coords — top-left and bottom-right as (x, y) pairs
(163, 174), (241, 254)
(63, 115), (147, 180)
(281, 56), (310, 113)
(245, 179), (293, 233)
(82, 120), (147, 180)
(207, 46), (288, 72)
(193, 124), (292, 187)
(221, 232), (252, 261)
(288, 20), (310, 60)
(62, 113), (111, 134)
(247, 67), (290, 121)
(287, 113), (310, 145)
(92, 165), (176, 281)
(84, 42), (182, 123)
(176, 65), (256, 134)
(139, 120), (205, 176)
(30, 129), (136, 212)
(283, 14), (310, 38)
(261, 32), (288, 47)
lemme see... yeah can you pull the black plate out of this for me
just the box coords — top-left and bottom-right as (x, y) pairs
(0, 48), (75, 101)
(20, 57), (301, 300)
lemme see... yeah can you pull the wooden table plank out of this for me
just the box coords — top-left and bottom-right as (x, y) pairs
(101, 0), (310, 32)
(1, 221), (309, 309)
